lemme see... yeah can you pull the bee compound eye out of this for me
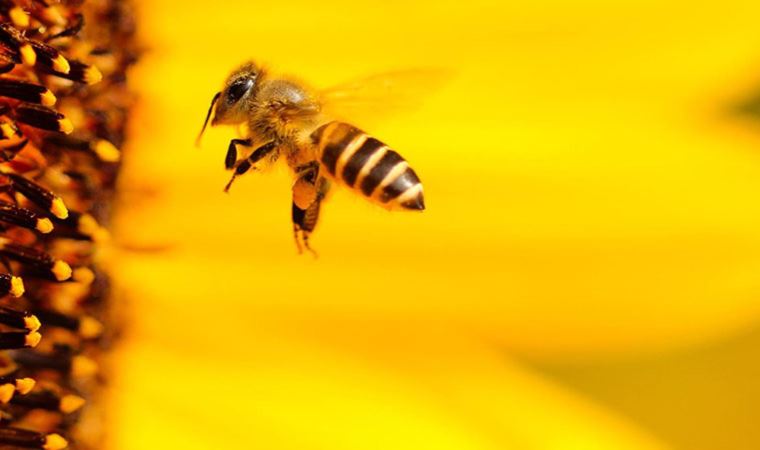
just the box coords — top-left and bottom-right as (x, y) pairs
(226, 78), (254, 104)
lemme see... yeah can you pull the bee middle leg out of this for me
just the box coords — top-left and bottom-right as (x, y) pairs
(224, 141), (277, 192)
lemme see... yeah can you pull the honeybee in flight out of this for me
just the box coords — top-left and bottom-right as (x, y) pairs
(196, 61), (428, 254)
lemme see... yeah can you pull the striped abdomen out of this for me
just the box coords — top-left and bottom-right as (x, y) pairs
(311, 122), (425, 210)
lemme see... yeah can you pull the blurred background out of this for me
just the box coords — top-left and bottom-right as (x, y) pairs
(106, 1), (760, 449)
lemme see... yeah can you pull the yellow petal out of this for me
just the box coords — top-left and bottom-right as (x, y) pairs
(115, 1), (760, 449)
(111, 319), (666, 450)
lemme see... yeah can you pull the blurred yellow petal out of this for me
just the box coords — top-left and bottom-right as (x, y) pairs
(530, 325), (760, 450)
(109, 297), (667, 449)
(110, 0), (760, 448)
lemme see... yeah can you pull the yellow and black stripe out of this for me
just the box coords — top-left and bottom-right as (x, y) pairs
(312, 121), (425, 210)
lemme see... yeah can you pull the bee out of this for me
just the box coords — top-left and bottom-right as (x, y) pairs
(196, 61), (426, 254)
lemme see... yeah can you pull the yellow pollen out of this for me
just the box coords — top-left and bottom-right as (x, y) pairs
(51, 197), (69, 219)
(79, 316), (104, 338)
(43, 433), (68, 450)
(10, 276), (24, 297)
(51, 260), (72, 281)
(93, 140), (120, 162)
(58, 117), (74, 134)
(0, 384), (14, 403)
(25, 331), (41, 348)
(9, 7), (29, 29)
(14, 377), (35, 395)
(36, 217), (54, 234)
(84, 66), (103, 85)
(40, 89), (57, 107)
(52, 55), (70, 74)
(24, 314), (41, 332)
(20, 44), (36, 66)
(60, 394), (86, 413)
(0, 123), (15, 138)
(78, 213), (99, 235)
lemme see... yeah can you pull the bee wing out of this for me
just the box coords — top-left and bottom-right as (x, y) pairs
(317, 68), (452, 128)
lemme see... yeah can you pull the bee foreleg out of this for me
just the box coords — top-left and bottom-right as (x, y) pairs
(223, 141), (278, 192)
(225, 138), (251, 170)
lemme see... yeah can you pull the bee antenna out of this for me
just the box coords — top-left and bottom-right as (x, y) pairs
(195, 92), (220, 147)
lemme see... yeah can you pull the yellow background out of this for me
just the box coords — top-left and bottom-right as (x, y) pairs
(108, 1), (760, 449)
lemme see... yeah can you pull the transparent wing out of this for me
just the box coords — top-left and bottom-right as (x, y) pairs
(318, 67), (452, 128)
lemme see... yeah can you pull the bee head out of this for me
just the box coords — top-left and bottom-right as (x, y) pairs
(196, 61), (261, 146)
(213, 61), (261, 125)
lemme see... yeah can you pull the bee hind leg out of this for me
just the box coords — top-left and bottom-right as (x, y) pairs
(292, 202), (318, 258)
(293, 228), (317, 258)
(291, 174), (329, 257)
(292, 223), (304, 254)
